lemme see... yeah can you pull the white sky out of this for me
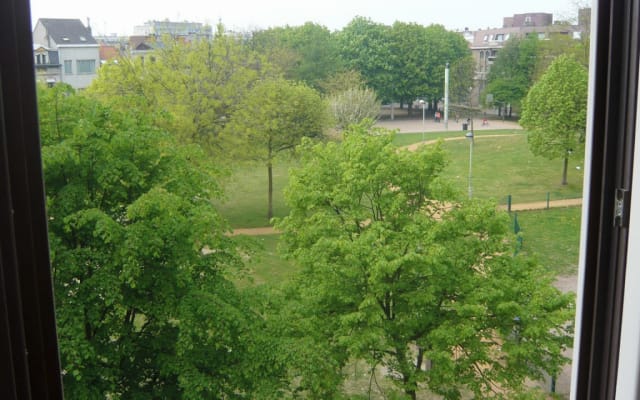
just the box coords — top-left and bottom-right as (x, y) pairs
(29, 0), (584, 36)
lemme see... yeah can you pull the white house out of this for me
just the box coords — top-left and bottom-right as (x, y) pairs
(32, 18), (100, 89)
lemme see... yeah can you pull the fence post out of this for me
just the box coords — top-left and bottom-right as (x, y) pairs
(507, 194), (512, 212)
(546, 192), (550, 209)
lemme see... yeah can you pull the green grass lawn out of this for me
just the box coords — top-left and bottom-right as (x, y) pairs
(218, 130), (584, 228)
(236, 234), (298, 287)
(514, 206), (582, 275)
(215, 161), (297, 228)
(392, 129), (523, 147)
(235, 207), (582, 288)
(438, 134), (584, 204)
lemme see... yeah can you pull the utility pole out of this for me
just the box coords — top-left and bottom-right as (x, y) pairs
(444, 62), (450, 130)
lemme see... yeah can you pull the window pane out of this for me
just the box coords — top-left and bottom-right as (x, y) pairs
(63, 60), (72, 74)
(76, 59), (95, 74)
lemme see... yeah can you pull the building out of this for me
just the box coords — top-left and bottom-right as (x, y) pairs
(133, 20), (212, 41)
(463, 12), (581, 107)
(32, 18), (100, 89)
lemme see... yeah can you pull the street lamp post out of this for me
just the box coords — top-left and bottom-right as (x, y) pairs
(465, 130), (474, 199)
(419, 99), (426, 143)
(444, 62), (450, 130)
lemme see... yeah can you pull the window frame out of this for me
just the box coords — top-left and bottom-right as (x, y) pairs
(75, 59), (95, 74)
(63, 59), (72, 74)
(0, 0), (638, 399)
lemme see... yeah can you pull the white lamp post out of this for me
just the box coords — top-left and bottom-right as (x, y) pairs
(465, 131), (474, 199)
(444, 62), (450, 130)
(419, 99), (426, 143)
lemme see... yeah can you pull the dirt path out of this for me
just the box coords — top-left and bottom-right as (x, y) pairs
(230, 134), (582, 237)
(229, 198), (583, 237)
(402, 133), (522, 152)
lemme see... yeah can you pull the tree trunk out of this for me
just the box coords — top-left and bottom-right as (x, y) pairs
(562, 157), (568, 185)
(267, 161), (273, 220)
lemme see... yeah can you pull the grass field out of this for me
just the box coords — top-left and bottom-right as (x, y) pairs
(514, 206), (582, 275)
(217, 129), (584, 228)
(215, 161), (296, 228)
(438, 134), (584, 204)
(391, 129), (522, 147)
(235, 205), (582, 286)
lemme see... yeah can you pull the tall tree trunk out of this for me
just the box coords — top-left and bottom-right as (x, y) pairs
(267, 161), (273, 220)
(396, 346), (417, 400)
(562, 157), (568, 185)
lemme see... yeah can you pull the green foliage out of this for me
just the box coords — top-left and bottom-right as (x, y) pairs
(336, 19), (474, 108)
(534, 32), (589, 81)
(39, 85), (286, 399)
(389, 23), (473, 108)
(328, 87), (381, 130)
(319, 69), (367, 94)
(88, 32), (274, 155)
(250, 22), (343, 89)
(337, 17), (395, 102)
(520, 55), (588, 184)
(484, 35), (539, 111)
(222, 78), (329, 220)
(275, 123), (574, 399)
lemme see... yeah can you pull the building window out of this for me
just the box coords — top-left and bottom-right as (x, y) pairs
(64, 60), (72, 74)
(76, 59), (96, 74)
(495, 33), (504, 41)
(35, 53), (47, 65)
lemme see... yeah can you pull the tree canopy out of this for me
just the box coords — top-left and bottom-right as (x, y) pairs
(275, 123), (574, 399)
(484, 35), (539, 114)
(39, 84), (286, 399)
(520, 55), (588, 185)
(222, 78), (329, 220)
(88, 28), (274, 155)
(249, 22), (343, 90)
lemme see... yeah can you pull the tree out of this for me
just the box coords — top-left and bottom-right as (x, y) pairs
(39, 85), (286, 398)
(250, 22), (343, 90)
(222, 78), (329, 221)
(336, 17), (395, 102)
(88, 26), (274, 155)
(275, 123), (574, 399)
(389, 23), (473, 114)
(520, 55), (588, 185)
(328, 87), (381, 130)
(484, 35), (539, 116)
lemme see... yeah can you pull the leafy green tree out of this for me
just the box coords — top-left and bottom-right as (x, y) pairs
(222, 78), (329, 221)
(39, 85), (286, 398)
(328, 87), (381, 130)
(389, 23), (473, 114)
(276, 123), (574, 399)
(534, 31), (590, 80)
(88, 26), (274, 155)
(521, 55), (588, 185)
(337, 17), (395, 102)
(319, 69), (366, 94)
(484, 35), (539, 115)
(250, 22), (343, 89)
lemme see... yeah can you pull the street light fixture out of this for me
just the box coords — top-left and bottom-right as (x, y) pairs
(419, 99), (426, 143)
(465, 131), (474, 199)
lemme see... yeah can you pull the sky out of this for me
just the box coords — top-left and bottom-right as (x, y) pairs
(29, 0), (583, 36)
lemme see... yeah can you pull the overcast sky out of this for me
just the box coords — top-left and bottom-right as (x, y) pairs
(29, 0), (585, 36)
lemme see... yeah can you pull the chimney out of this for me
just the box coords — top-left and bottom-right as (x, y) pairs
(87, 17), (92, 35)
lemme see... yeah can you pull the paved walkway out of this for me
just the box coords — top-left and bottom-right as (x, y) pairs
(375, 116), (522, 133)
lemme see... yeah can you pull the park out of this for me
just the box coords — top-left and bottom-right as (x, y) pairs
(38, 20), (588, 399)
(219, 117), (582, 398)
